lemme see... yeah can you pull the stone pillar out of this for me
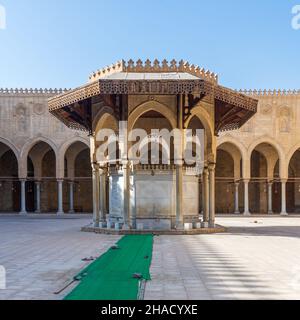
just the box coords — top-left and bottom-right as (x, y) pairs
(130, 169), (137, 229)
(176, 164), (184, 229)
(92, 165), (100, 227)
(20, 179), (27, 215)
(281, 179), (288, 216)
(35, 181), (41, 213)
(123, 162), (130, 229)
(208, 163), (215, 228)
(234, 181), (240, 214)
(57, 179), (64, 215)
(243, 179), (250, 216)
(68, 181), (75, 213)
(202, 167), (209, 227)
(268, 182), (273, 214)
(99, 168), (106, 223)
(102, 168), (108, 217)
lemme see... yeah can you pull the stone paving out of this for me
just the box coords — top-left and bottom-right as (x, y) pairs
(145, 217), (300, 300)
(1, 216), (300, 300)
(0, 215), (120, 300)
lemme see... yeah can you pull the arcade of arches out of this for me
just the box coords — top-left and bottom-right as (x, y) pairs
(0, 140), (92, 214)
(1, 60), (300, 219)
(1, 136), (300, 215)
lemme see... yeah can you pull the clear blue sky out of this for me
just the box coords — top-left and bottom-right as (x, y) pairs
(0, 0), (299, 89)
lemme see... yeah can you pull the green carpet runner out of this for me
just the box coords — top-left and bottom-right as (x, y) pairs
(64, 235), (153, 300)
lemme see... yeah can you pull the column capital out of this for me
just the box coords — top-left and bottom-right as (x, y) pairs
(57, 178), (64, 183)
(208, 162), (216, 171)
(243, 178), (250, 184)
(92, 161), (100, 170)
(281, 178), (288, 183)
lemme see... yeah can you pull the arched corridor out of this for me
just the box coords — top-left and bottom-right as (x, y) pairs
(0, 142), (19, 212)
(64, 142), (92, 213)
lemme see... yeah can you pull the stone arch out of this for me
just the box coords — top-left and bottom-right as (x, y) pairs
(0, 137), (19, 161)
(286, 143), (300, 170)
(128, 100), (177, 131)
(57, 137), (90, 178)
(185, 106), (215, 159)
(93, 106), (117, 134)
(0, 139), (20, 212)
(217, 141), (244, 179)
(247, 137), (285, 178)
(19, 137), (58, 178)
(217, 136), (247, 178)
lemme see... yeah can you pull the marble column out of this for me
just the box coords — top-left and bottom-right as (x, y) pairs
(123, 162), (130, 229)
(234, 182), (240, 214)
(281, 179), (288, 216)
(243, 179), (250, 216)
(35, 181), (41, 213)
(99, 168), (106, 223)
(208, 163), (215, 228)
(57, 179), (64, 215)
(268, 182), (273, 214)
(102, 168), (108, 218)
(130, 170), (137, 229)
(176, 164), (184, 229)
(68, 181), (75, 213)
(202, 167), (209, 227)
(20, 179), (27, 215)
(92, 165), (100, 227)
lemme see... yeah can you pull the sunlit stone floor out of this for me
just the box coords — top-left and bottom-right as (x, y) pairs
(145, 217), (300, 300)
(1, 215), (300, 300)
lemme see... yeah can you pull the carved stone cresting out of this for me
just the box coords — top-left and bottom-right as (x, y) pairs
(89, 59), (218, 84)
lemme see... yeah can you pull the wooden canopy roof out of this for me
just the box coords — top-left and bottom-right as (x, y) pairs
(48, 60), (258, 134)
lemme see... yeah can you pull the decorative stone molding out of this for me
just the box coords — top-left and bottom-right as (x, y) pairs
(238, 89), (300, 96)
(260, 104), (272, 115)
(0, 88), (70, 95)
(33, 103), (45, 115)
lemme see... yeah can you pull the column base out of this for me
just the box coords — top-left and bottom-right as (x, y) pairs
(94, 221), (100, 228)
(201, 222), (209, 228)
(175, 222), (184, 231)
(19, 211), (27, 216)
(68, 210), (75, 214)
(57, 211), (64, 216)
(209, 222), (215, 228)
(234, 211), (241, 215)
(280, 212), (288, 216)
(243, 212), (251, 216)
(99, 221), (107, 228)
(268, 211), (274, 215)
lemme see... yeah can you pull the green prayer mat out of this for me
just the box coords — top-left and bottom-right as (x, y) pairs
(64, 235), (153, 300)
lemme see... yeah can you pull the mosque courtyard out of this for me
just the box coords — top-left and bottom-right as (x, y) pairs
(0, 216), (300, 300)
